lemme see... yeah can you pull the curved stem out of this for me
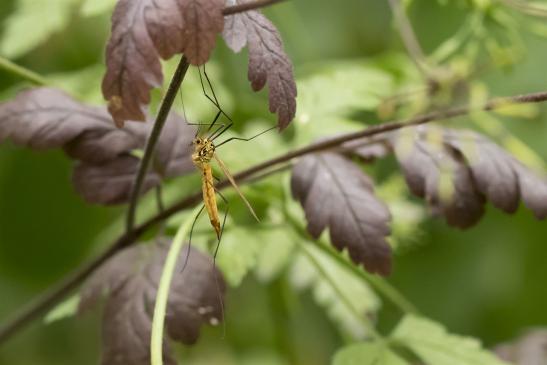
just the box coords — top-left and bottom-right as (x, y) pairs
(151, 205), (202, 365)
(2, 89), (547, 345)
(0, 56), (48, 85)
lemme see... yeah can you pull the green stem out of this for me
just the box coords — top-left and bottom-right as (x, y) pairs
(0, 56), (48, 85)
(150, 205), (202, 365)
(285, 210), (419, 315)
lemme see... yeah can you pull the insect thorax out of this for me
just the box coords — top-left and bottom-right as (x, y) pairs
(192, 137), (215, 167)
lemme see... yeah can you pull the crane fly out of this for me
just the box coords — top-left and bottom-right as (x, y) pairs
(184, 66), (275, 243)
(176, 65), (276, 336)
(191, 132), (259, 239)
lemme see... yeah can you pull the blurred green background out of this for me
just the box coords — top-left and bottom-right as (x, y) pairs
(0, 0), (546, 364)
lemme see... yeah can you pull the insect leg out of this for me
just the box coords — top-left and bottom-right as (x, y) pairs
(215, 126), (277, 148)
(179, 204), (206, 274)
(198, 66), (232, 124)
(209, 186), (229, 337)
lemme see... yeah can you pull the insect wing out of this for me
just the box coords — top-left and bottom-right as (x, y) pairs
(213, 154), (260, 222)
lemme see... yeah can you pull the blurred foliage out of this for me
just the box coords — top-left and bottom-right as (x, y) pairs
(1, 0), (547, 364)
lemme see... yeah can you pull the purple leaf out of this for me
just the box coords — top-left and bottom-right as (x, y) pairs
(291, 152), (392, 275)
(344, 126), (547, 227)
(0, 87), (195, 205)
(103, 0), (225, 126)
(393, 128), (486, 229)
(222, 0), (297, 130)
(73, 156), (161, 205)
(80, 241), (225, 365)
(494, 329), (547, 365)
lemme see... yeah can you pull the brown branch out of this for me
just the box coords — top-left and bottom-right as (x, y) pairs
(223, 0), (287, 15)
(125, 0), (291, 233)
(2, 89), (547, 345)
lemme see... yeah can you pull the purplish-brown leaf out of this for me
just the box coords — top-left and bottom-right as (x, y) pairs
(223, 0), (297, 130)
(103, 0), (225, 126)
(291, 152), (392, 275)
(79, 241), (225, 365)
(0, 87), (195, 205)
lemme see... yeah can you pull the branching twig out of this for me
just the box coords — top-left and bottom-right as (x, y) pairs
(2, 88), (546, 345)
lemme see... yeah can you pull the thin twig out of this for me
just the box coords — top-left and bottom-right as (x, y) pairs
(223, 0), (287, 15)
(126, 56), (190, 232)
(0, 56), (48, 86)
(387, 0), (430, 77)
(2, 94), (547, 345)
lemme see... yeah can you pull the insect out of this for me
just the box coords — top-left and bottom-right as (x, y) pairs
(185, 67), (274, 243)
(191, 130), (259, 239)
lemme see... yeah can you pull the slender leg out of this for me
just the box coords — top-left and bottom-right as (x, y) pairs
(210, 186), (229, 337)
(215, 126), (277, 148)
(198, 66), (233, 124)
(179, 204), (205, 274)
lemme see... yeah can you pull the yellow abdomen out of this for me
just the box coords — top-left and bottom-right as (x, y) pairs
(201, 164), (221, 239)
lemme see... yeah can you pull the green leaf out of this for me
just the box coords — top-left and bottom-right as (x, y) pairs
(0, 0), (80, 58)
(254, 227), (295, 283)
(333, 342), (409, 365)
(290, 243), (381, 339)
(215, 226), (264, 287)
(294, 61), (394, 144)
(80, 0), (116, 17)
(392, 315), (510, 365)
(43, 295), (79, 324)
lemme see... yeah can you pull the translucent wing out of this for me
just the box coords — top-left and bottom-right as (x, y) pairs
(213, 154), (260, 222)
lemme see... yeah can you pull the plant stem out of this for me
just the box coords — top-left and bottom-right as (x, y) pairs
(126, 56), (190, 233)
(387, 0), (430, 77)
(151, 205), (202, 365)
(2, 89), (547, 345)
(0, 56), (48, 85)
(223, 0), (287, 15)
